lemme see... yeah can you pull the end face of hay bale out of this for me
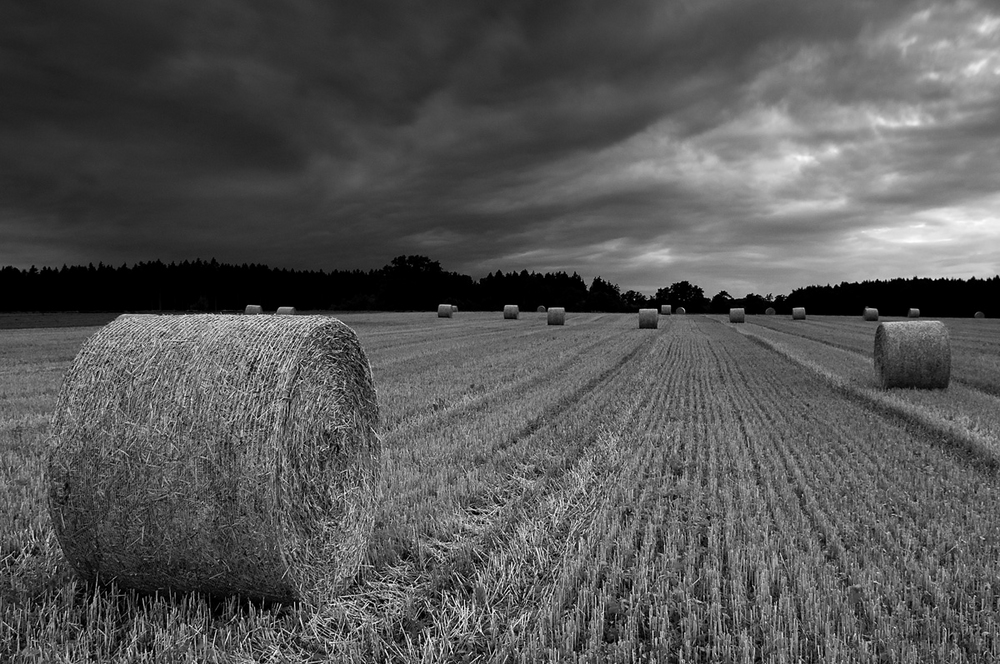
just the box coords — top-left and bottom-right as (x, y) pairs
(47, 314), (381, 604)
(638, 309), (658, 329)
(863, 307), (879, 321)
(503, 304), (519, 320)
(675, 307), (686, 315)
(245, 305), (263, 315)
(975, 311), (985, 319)
(547, 307), (566, 325)
(792, 307), (806, 320)
(536, 305), (546, 313)
(275, 306), (297, 315)
(907, 308), (920, 318)
(437, 304), (453, 318)
(660, 305), (671, 315)
(765, 307), (776, 315)
(729, 308), (745, 324)
(873, 320), (950, 389)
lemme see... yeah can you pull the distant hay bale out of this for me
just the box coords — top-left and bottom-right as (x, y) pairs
(47, 314), (381, 604)
(275, 306), (297, 315)
(907, 308), (920, 318)
(451, 305), (458, 313)
(245, 305), (263, 315)
(873, 320), (950, 389)
(437, 304), (453, 318)
(863, 307), (879, 321)
(503, 304), (519, 320)
(675, 307), (686, 315)
(792, 307), (806, 320)
(547, 307), (566, 325)
(975, 311), (985, 319)
(536, 306), (546, 313)
(729, 308), (745, 324)
(765, 307), (776, 315)
(638, 309), (658, 329)
(660, 305), (671, 315)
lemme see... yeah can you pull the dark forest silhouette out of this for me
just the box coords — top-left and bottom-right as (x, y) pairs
(0, 256), (995, 317)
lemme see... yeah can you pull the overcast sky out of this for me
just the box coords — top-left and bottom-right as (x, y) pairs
(2, 0), (998, 296)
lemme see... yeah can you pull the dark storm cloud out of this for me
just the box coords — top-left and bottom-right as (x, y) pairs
(1, 0), (997, 295)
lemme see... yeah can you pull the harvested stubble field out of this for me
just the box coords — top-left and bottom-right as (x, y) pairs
(3, 312), (1000, 663)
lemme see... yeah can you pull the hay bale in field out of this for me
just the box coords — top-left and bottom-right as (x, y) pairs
(536, 305), (546, 313)
(451, 305), (458, 313)
(638, 309), (658, 329)
(547, 307), (566, 325)
(275, 306), (297, 315)
(863, 307), (879, 321)
(244, 305), (263, 315)
(792, 307), (806, 320)
(47, 314), (381, 604)
(503, 304), (519, 320)
(729, 308), (745, 324)
(873, 320), (950, 389)
(660, 305), (671, 315)
(907, 308), (920, 318)
(765, 307), (776, 315)
(437, 304), (453, 318)
(975, 311), (985, 319)
(675, 307), (686, 315)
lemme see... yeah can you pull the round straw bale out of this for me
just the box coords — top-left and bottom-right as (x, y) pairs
(907, 308), (920, 318)
(729, 308), (745, 324)
(792, 307), (806, 320)
(975, 311), (985, 319)
(765, 307), (776, 315)
(503, 304), (519, 320)
(437, 304), (453, 318)
(451, 305), (458, 313)
(660, 305), (671, 315)
(536, 305), (546, 313)
(675, 307), (686, 315)
(244, 305), (263, 315)
(638, 309), (658, 329)
(275, 306), (297, 315)
(873, 320), (950, 389)
(47, 314), (381, 604)
(547, 307), (566, 325)
(863, 307), (879, 321)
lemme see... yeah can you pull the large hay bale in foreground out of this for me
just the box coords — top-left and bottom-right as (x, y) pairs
(873, 320), (950, 389)
(729, 308), (745, 323)
(765, 307), (776, 315)
(660, 305), (671, 315)
(47, 314), (381, 604)
(863, 307), (879, 321)
(245, 304), (263, 315)
(547, 307), (566, 325)
(275, 306), (296, 315)
(975, 311), (986, 319)
(792, 307), (806, 320)
(638, 309), (658, 329)
(437, 304), (453, 318)
(907, 308), (920, 318)
(503, 304), (519, 320)
(675, 307), (686, 315)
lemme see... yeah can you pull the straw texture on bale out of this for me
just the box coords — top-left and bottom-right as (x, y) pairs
(660, 305), (671, 315)
(638, 309), (658, 329)
(47, 314), (381, 604)
(765, 307), (776, 315)
(503, 304), (519, 319)
(547, 307), (566, 325)
(675, 307), (686, 315)
(863, 307), (879, 321)
(975, 311), (986, 319)
(537, 306), (546, 313)
(729, 308), (745, 324)
(907, 308), (920, 318)
(275, 306), (297, 315)
(244, 305), (263, 315)
(873, 320), (950, 389)
(792, 307), (806, 320)
(437, 304), (453, 318)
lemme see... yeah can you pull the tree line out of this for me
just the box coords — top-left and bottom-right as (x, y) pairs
(0, 256), (995, 317)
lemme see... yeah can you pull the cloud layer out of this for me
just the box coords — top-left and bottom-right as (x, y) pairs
(1, 0), (998, 295)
